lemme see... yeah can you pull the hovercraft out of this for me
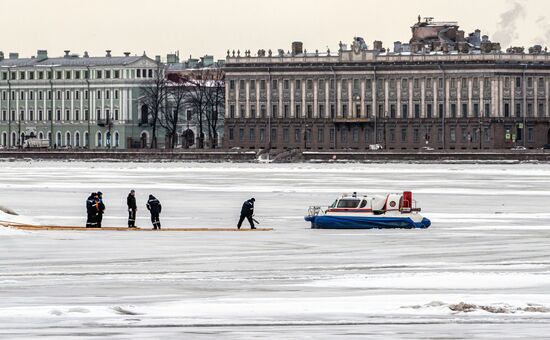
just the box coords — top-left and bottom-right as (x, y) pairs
(305, 191), (431, 229)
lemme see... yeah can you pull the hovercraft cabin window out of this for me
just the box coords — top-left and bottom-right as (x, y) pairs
(337, 199), (361, 208)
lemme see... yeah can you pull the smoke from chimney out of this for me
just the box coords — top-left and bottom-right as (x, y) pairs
(493, 0), (526, 47)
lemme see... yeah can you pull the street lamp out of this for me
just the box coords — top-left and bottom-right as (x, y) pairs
(36, 64), (60, 149)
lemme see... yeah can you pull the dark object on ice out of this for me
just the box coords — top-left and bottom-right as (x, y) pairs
(238, 198), (256, 229)
(127, 190), (137, 228)
(96, 192), (106, 228)
(85, 193), (99, 228)
(146, 195), (162, 230)
(0, 205), (18, 216)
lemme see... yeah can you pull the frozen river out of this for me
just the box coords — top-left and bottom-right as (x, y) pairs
(1, 161), (550, 339)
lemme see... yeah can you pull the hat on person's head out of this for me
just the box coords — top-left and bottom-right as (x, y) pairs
(130, 189), (135, 194)
(250, 198), (255, 202)
(97, 191), (103, 196)
(149, 194), (154, 199)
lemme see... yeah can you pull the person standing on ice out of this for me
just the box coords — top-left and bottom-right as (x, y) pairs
(146, 195), (162, 230)
(127, 190), (137, 228)
(96, 192), (106, 228)
(85, 192), (98, 228)
(237, 198), (256, 229)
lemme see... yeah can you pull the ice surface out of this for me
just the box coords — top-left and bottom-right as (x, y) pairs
(1, 161), (550, 339)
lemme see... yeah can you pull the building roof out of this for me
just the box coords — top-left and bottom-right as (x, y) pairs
(0, 55), (149, 68)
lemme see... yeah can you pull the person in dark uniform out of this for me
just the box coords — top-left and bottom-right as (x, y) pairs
(127, 190), (137, 228)
(146, 194), (162, 230)
(85, 192), (98, 228)
(237, 198), (256, 229)
(96, 191), (106, 228)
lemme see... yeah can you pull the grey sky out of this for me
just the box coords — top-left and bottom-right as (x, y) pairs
(1, 0), (549, 60)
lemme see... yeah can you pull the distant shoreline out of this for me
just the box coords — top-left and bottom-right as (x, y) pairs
(1, 149), (550, 163)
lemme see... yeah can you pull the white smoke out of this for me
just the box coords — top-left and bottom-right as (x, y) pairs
(492, 0), (526, 47)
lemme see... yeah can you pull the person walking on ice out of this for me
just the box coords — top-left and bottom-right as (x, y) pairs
(146, 194), (162, 230)
(85, 192), (98, 228)
(127, 190), (137, 228)
(237, 198), (256, 230)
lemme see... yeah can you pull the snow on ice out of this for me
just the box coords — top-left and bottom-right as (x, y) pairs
(1, 161), (550, 339)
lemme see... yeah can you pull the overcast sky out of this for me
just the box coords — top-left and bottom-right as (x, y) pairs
(1, 0), (548, 60)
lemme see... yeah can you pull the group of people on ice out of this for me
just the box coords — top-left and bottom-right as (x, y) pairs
(86, 191), (257, 230)
(86, 190), (163, 229)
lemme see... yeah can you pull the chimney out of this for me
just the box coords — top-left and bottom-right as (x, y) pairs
(83, 51), (89, 58)
(0, 51), (4, 61)
(64, 50), (70, 58)
(456, 30), (465, 42)
(123, 52), (130, 57)
(393, 41), (402, 53)
(291, 41), (303, 55)
(373, 40), (383, 51)
(155, 55), (161, 63)
(9, 53), (19, 59)
(166, 53), (178, 64)
(36, 50), (47, 61)
(106, 50), (112, 57)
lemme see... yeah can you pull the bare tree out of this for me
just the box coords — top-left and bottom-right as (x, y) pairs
(140, 63), (167, 149)
(160, 77), (187, 149)
(204, 67), (225, 149)
(181, 69), (209, 149)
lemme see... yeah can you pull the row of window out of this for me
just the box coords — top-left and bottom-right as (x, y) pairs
(227, 125), (506, 145)
(0, 131), (122, 148)
(1, 89), (121, 101)
(0, 109), (120, 122)
(229, 101), (549, 119)
(229, 76), (548, 92)
(0, 68), (155, 81)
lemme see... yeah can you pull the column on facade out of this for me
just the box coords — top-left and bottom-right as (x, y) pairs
(245, 81), (250, 118)
(302, 80), (306, 118)
(256, 81), (260, 119)
(337, 79), (342, 118)
(457, 79), (462, 117)
(325, 80), (330, 119)
(384, 79), (389, 118)
(278, 80), (283, 118)
(534, 78), (538, 117)
(445, 79), (451, 118)
(81, 89), (85, 122)
(235, 79), (240, 118)
(348, 79), (352, 118)
(433, 78), (438, 118)
(225, 81), (230, 118)
(491, 77), (498, 117)
(409, 78), (413, 118)
(266, 78), (271, 118)
(499, 76), (504, 118)
(546, 78), (549, 117)
(34, 88), (38, 123)
(395, 78), (403, 118)
(468, 78), (473, 118)
(359, 79), (365, 118)
(372, 78), (377, 119)
(420, 79), (426, 118)
(128, 89), (132, 124)
(313, 79), (318, 118)
(290, 80), (295, 118)
(510, 79), (515, 117)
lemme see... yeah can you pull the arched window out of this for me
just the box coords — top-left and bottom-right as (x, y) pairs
(75, 132), (80, 147)
(65, 132), (71, 147)
(84, 132), (89, 148)
(140, 104), (148, 124)
(97, 132), (102, 147)
(38, 132), (44, 140)
(56, 132), (62, 147)
(1, 132), (6, 146)
(47, 132), (52, 144)
(20, 132), (25, 147)
(106, 131), (111, 148)
(11, 132), (16, 146)
(114, 132), (120, 148)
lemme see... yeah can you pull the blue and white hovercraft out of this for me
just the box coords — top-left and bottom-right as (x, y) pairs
(305, 191), (431, 229)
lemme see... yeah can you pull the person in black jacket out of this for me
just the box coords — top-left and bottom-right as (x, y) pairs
(146, 194), (162, 230)
(127, 190), (137, 228)
(85, 192), (98, 228)
(96, 191), (106, 228)
(237, 198), (256, 229)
